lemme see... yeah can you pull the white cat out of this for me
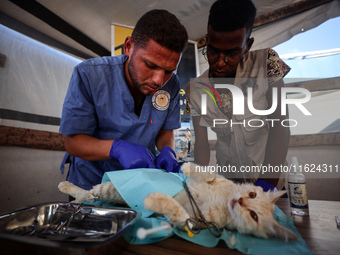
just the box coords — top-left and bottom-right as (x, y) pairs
(58, 162), (298, 241)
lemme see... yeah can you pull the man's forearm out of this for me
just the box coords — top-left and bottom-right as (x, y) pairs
(65, 134), (113, 161)
(155, 130), (175, 151)
(192, 116), (210, 166)
(263, 125), (290, 167)
(259, 125), (290, 186)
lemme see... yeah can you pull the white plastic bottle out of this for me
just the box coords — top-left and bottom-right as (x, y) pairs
(287, 157), (309, 216)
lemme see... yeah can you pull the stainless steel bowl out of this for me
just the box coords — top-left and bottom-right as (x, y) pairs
(0, 202), (141, 248)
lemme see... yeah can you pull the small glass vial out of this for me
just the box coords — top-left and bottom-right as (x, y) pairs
(287, 157), (309, 216)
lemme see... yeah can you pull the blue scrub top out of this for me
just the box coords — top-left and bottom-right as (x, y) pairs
(59, 55), (181, 189)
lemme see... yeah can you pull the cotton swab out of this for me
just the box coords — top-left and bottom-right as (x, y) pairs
(137, 221), (173, 239)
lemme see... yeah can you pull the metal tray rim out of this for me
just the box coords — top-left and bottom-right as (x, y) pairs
(0, 201), (141, 249)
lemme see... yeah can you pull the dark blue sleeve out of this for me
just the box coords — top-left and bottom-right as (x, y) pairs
(59, 64), (97, 136)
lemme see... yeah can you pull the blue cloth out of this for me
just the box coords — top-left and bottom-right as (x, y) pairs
(102, 168), (186, 217)
(255, 180), (278, 192)
(59, 55), (181, 189)
(99, 169), (313, 255)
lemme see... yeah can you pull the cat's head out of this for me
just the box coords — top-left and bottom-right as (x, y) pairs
(227, 184), (298, 241)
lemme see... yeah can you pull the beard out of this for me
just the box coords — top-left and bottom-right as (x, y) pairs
(127, 54), (159, 96)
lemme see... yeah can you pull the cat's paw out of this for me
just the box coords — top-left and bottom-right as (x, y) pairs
(58, 181), (97, 203)
(58, 181), (75, 194)
(144, 192), (190, 224)
(144, 192), (165, 211)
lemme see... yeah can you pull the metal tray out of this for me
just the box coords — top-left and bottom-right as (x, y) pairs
(0, 202), (141, 248)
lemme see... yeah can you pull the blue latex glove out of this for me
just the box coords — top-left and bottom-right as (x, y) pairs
(255, 180), (278, 192)
(155, 146), (180, 173)
(109, 140), (156, 169)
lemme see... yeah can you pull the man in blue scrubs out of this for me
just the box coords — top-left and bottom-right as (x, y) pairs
(59, 10), (188, 190)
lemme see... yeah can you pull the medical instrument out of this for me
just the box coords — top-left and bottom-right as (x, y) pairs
(182, 181), (222, 237)
(137, 221), (173, 239)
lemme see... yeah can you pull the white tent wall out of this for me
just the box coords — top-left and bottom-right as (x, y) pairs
(0, 25), (80, 213)
(251, 0), (340, 50)
(0, 24), (81, 132)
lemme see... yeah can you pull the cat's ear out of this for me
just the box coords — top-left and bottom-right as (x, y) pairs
(268, 222), (299, 241)
(268, 190), (287, 204)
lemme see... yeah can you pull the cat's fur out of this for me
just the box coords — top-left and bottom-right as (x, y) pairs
(176, 149), (188, 161)
(58, 163), (298, 241)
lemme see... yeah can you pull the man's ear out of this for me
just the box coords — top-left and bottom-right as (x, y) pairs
(245, 37), (254, 54)
(123, 36), (134, 57)
(204, 34), (208, 45)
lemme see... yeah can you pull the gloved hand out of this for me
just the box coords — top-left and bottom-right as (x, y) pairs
(155, 146), (180, 173)
(255, 180), (278, 192)
(109, 140), (156, 169)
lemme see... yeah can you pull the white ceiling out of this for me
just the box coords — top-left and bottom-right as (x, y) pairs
(0, 0), (338, 59)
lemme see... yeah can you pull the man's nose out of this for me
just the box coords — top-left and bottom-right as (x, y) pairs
(152, 70), (165, 86)
(216, 54), (227, 68)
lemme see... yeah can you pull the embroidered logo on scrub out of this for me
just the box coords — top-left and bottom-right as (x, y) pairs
(152, 90), (170, 111)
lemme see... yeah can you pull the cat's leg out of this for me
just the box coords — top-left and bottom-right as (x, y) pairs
(88, 182), (126, 205)
(58, 181), (126, 205)
(181, 162), (217, 183)
(58, 181), (96, 203)
(144, 192), (190, 224)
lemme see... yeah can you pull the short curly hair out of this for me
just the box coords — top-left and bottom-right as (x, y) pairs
(208, 0), (256, 37)
(132, 9), (188, 53)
